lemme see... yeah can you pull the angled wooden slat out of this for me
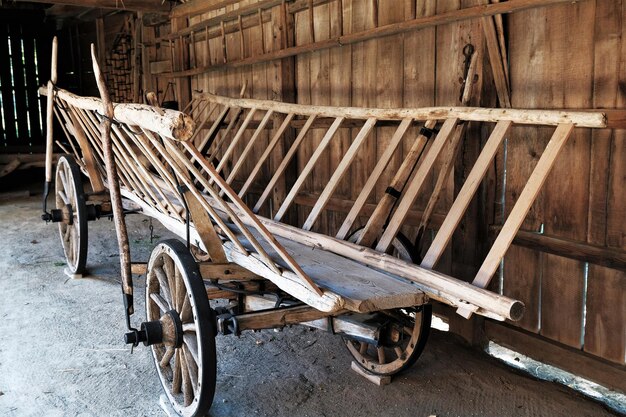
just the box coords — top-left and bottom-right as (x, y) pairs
(141, 129), (250, 255)
(187, 100), (218, 144)
(206, 108), (244, 162)
(375, 118), (459, 252)
(66, 110), (106, 193)
(336, 117), (413, 240)
(197, 104), (232, 153)
(181, 141), (324, 297)
(239, 113), (295, 198)
(303, 117), (376, 231)
(253, 114), (317, 213)
(421, 120), (512, 269)
(356, 119), (437, 247)
(471, 123), (575, 288)
(274, 117), (344, 222)
(214, 108), (258, 174)
(225, 109), (274, 186)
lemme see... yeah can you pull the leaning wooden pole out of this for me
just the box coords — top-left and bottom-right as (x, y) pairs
(91, 44), (134, 316)
(42, 36), (58, 215)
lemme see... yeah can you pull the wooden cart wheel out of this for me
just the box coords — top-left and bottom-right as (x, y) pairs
(146, 239), (217, 417)
(344, 229), (432, 376)
(55, 155), (88, 274)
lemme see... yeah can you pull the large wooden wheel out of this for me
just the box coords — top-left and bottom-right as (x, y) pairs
(146, 239), (217, 417)
(345, 228), (431, 376)
(55, 155), (88, 274)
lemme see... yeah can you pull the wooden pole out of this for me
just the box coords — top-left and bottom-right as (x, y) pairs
(45, 36), (58, 184)
(91, 44), (134, 314)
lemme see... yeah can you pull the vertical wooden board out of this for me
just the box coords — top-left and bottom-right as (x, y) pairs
(373, 0), (405, 205)
(585, 266), (626, 365)
(539, 2), (594, 349)
(328, 0), (352, 235)
(21, 30), (42, 141)
(501, 6), (551, 334)
(0, 23), (17, 146)
(303, 2), (331, 234)
(582, 0), (625, 364)
(350, 0), (377, 220)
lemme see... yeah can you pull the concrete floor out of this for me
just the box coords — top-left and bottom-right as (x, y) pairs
(0, 171), (621, 417)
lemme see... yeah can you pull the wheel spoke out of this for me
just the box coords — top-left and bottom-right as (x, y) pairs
(154, 267), (173, 309)
(359, 342), (368, 355)
(183, 334), (199, 365)
(394, 347), (404, 358)
(172, 349), (182, 394)
(403, 326), (413, 336)
(182, 322), (196, 332)
(180, 295), (192, 323)
(175, 268), (185, 311)
(182, 344), (198, 396)
(59, 169), (69, 193)
(150, 292), (169, 313)
(160, 346), (175, 368)
(377, 347), (386, 364)
(58, 190), (69, 205)
(163, 256), (177, 306)
(181, 353), (193, 406)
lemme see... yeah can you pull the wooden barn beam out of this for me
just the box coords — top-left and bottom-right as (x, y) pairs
(164, 0), (587, 78)
(12, 0), (169, 13)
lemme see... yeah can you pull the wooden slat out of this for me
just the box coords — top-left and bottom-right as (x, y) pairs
(471, 123), (575, 289)
(184, 191), (228, 263)
(182, 141), (324, 297)
(214, 108), (257, 172)
(274, 116), (344, 222)
(421, 120), (512, 268)
(253, 115), (316, 213)
(225, 109), (274, 185)
(355, 119), (436, 247)
(302, 117), (376, 231)
(334, 107), (412, 241)
(205, 108), (242, 161)
(374, 117), (458, 252)
(238, 113), (294, 198)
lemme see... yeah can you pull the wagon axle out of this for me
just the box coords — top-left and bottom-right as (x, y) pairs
(124, 309), (185, 348)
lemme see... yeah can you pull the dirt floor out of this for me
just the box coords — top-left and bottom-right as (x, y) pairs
(0, 170), (622, 417)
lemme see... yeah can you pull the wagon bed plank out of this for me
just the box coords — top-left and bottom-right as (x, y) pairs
(227, 223), (427, 313)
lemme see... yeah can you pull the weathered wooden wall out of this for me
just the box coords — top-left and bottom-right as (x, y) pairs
(135, 0), (624, 390)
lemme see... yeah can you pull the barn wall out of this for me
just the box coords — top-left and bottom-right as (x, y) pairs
(134, 0), (624, 390)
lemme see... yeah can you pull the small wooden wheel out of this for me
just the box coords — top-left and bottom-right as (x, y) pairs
(146, 239), (217, 417)
(55, 155), (88, 274)
(345, 228), (432, 376)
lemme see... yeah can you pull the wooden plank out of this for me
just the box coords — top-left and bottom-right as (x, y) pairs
(335, 117), (412, 240)
(14, 0), (170, 12)
(471, 124), (575, 289)
(482, 15), (511, 108)
(274, 117), (344, 222)
(375, 118), (459, 252)
(229, 222), (427, 313)
(421, 120), (512, 268)
(485, 321), (626, 393)
(537, 2), (595, 349)
(185, 191), (228, 263)
(204, 197), (525, 321)
(164, 0), (587, 79)
(302, 117), (376, 231)
(234, 305), (331, 332)
(66, 110), (106, 193)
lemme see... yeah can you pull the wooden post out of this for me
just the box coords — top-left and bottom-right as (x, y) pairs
(44, 36), (58, 184)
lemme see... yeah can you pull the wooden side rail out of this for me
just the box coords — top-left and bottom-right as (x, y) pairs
(188, 93), (608, 319)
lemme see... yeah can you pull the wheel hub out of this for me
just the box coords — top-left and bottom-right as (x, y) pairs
(123, 309), (184, 348)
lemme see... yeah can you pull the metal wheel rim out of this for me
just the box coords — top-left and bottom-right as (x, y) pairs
(146, 239), (216, 417)
(344, 228), (431, 376)
(55, 155), (87, 274)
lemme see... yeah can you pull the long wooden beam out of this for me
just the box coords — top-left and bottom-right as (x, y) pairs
(165, 0), (588, 78)
(195, 94), (606, 127)
(13, 0), (169, 12)
(40, 86), (194, 141)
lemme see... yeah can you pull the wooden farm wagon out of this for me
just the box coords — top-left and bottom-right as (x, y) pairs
(41, 38), (608, 416)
